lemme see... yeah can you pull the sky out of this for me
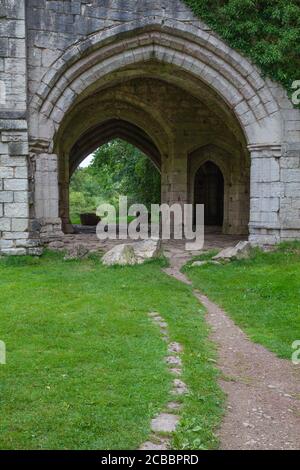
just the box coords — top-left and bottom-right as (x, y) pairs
(80, 154), (94, 168)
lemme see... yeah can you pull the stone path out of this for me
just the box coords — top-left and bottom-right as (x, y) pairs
(139, 313), (188, 451)
(163, 247), (300, 451)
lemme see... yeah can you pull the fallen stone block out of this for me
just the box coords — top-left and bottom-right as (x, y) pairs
(213, 241), (252, 262)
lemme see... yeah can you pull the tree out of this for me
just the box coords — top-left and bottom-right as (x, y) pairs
(69, 139), (161, 222)
(89, 139), (161, 207)
(184, 0), (300, 98)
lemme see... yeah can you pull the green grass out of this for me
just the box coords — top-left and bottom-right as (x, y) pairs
(184, 243), (300, 359)
(0, 252), (222, 450)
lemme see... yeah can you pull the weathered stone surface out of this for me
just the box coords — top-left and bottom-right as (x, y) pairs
(151, 413), (180, 434)
(139, 441), (169, 451)
(64, 244), (89, 261)
(102, 244), (137, 266)
(1, 0), (300, 256)
(168, 342), (183, 354)
(191, 260), (209, 267)
(102, 239), (161, 266)
(213, 241), (252, 262)
(48, 241), (65, 251)
(172, 379), (189, 396)
(166, 356), (182, 367)
(133, 239), (162, 262)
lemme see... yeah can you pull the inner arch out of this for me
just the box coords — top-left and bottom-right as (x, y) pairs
(69, 119), (161, 176)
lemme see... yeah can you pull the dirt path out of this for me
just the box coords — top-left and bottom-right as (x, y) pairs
(163, 247), (300, 451)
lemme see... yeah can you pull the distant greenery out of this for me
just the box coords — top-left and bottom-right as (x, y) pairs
(70, 139), (161, 223)
(184, 242), (300, 359)
(184, 0), (300, 97)
(0, 252), (222, 450)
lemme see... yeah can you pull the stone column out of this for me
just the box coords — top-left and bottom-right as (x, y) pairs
(279, 142), (300, 241)
(34, 153), (63, 241)
(248, 144), (282, 245)
(0, 0), (41, 255)
(167, 137), (188, 206)
(59, 154), (74, 234)
(161, 138), (188, 237)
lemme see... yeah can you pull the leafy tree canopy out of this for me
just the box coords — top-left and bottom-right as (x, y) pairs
(69, 139), (161, 222)
(183, 0), (300, 96)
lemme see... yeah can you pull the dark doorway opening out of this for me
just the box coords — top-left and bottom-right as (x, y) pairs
(194, 161), (224, 227)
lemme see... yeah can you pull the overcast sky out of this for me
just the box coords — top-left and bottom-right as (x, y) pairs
(80, 154), (94, 168)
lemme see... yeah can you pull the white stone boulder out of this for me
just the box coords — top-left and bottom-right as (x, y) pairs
(213, 241), (252, 262)
(102, 239), (162, 266)
(191, 261), (209, 267)
(133, 239), (162, 263)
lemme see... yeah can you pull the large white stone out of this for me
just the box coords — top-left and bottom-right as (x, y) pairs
(102, 239), (162, 266)
(133, 239), (162, 262)
(213, 241), (252, 262)
(102, 244), (137, 266)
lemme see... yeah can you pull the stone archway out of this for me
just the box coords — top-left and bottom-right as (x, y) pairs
(26, 20), (290, 246)
(1, 1), (300, 255)
(60, 117), (163, 234)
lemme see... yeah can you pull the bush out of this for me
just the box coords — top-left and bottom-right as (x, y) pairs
(184, 0), (300, 99)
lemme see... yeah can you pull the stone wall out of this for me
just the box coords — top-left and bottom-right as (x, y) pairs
(0, 0), (40, 255)
(0, 0), (300, 253)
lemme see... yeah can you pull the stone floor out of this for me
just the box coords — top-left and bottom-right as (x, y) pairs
(47, 225), (247, 257)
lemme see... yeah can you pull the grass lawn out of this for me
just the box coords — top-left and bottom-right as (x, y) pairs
(184, 243), (300, 360)
(0, 252), (222, 450)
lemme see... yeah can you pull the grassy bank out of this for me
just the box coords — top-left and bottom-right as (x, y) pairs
(0, 252), (222, 450)
(184, 243), (300, 359)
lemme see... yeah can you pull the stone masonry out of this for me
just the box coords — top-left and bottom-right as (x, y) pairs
(0, 0), (300, 254)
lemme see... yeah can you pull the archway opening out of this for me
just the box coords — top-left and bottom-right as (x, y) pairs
(194, 161), (224, 228)
(67, 137), (161, 233)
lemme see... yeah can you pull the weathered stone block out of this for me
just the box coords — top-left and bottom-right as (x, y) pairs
(0, 218), (11, 231)
(4, 178), (28, 191)
(4, 203), (28, 218)
(0, 191), (13, 203)
(11, 218), (29, 232)
(0, 167), (13, 178)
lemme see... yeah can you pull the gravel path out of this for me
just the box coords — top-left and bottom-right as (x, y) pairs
(163, 247), (300, 450)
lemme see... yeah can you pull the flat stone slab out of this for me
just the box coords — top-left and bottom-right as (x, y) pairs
(166, 356), (182, 366)
(172, 379), (189, 396)
(191, 261), (209, 267)
(213, 241), (252, 262)
(168, 342), (183, 354)
(151, 413), (180, 433)
(170, 367), (182, 376)
(158, 321), (168, 329)
(167, 402), (182, 411)
(140, 440), (169, 451)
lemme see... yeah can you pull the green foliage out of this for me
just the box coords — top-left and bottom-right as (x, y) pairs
(90, 139), (161, 207)
(69, 139), (161, 223)
(184, 0), (300, 96)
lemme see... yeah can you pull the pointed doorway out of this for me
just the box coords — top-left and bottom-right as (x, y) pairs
(194, 161), (224, 227)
